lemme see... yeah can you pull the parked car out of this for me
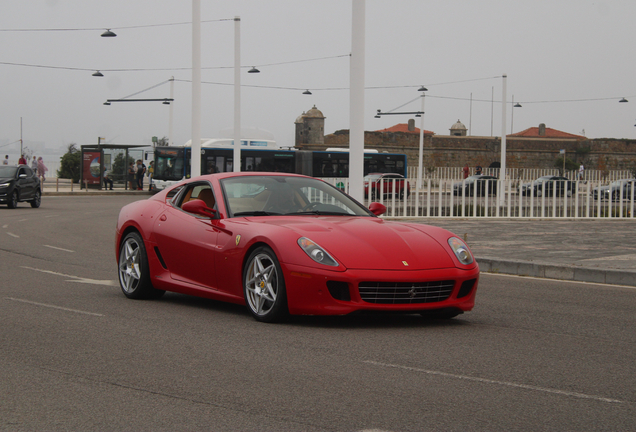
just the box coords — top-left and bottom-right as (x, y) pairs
(116, 172), (479, 322)
(592, 179), (636, 201)
(364, 173), (411, 199)
(521, 175), (575, 197)
(0, 165), (41, 209)
(453, 175), (498, 197)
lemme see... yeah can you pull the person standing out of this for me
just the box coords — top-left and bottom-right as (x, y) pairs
(578, 164), (585, 181)
(31, 156), (38, 174)
(127, 162), (136, 190)
(147, 160), (154, 191)
(18, 155), (27, 165)
(136, 160), (146, 191)
(462, 164), (470, 179)
(37, 157), (48, 182)
(2, 155), (8, 165)
(475, 165), (482, 175)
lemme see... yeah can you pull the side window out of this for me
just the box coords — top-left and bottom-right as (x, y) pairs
(24, 167), (34, 176)
(176, 183), (217, 215)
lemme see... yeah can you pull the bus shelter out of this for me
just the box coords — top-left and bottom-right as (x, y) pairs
(80, 144), (151, 190)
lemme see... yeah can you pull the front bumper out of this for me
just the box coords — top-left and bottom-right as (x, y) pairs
(282, 263), (479, 316)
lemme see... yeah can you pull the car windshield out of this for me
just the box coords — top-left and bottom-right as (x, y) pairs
(364, 174), (381, 181)
(532, 176), (552, 185)
(0, 166), (18, 177)
(220, 175), (373, 217)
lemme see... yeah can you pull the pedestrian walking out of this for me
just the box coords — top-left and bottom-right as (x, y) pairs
(37, 157), (48, 182)
(31, 156), (38, 174)
(475, 165), (482, 175)
(2, 155), (8, 165)
(578, 164), (585, 181)
(18, 155), (27, 165)
(462, 164), (470, 179)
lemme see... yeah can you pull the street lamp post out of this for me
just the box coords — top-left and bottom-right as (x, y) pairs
(233, 16), (241, 172)
(191, 0), (202, 178)
(500, 74), (507, 206)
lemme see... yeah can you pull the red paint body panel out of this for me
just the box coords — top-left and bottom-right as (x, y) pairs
(115, 172), (479, 317)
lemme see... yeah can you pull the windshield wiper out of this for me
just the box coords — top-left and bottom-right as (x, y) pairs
(291, 211), (351, 216)
(233, 211), (281, 217)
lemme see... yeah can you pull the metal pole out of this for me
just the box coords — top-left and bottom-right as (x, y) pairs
(469, 92), (472, 136)
(417, 94), (424, 189)
(20, 117), (23, 156)
(169, 76), (174, 146)
(191, 0), (202, 177)
(349, 0), (365, 202)
(500, 74), (507, 205)
(233, 16), (241, 172)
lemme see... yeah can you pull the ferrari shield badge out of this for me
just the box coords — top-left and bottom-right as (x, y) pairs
(235, 235), (241, 246)
(402, 261), (409, 266)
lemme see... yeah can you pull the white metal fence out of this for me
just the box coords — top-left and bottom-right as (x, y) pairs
(326, 177), (636, 219)
(407, 166), (634, 183)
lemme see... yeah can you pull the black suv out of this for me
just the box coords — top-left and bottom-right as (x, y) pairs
(0, 165), (42, 208)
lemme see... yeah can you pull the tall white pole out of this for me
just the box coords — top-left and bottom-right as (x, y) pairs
(417, 94), (424, 189)
(233, 16), (241, 172)
(511, 95), (514, 135)
(349, 0), (365, 202)
(500, 74), (507, 205)
(20, 117), (23, 156)
(169, 76), (174, 146)
(191, 0), (202, 177)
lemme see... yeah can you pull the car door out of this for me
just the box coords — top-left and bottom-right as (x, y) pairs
(16, 167), (35, 199)
(152, 182), (220, 289)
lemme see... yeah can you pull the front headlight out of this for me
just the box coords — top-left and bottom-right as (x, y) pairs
(298, 237), (339, 267)
(448, 237), (474, 265)
(0, 182), (11, 188)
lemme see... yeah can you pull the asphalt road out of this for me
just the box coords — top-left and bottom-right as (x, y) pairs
(1, 196), (635, 431)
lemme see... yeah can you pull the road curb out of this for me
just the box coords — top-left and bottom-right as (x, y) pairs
(43, 191), (152, 197)
(478, 257), (636, 287)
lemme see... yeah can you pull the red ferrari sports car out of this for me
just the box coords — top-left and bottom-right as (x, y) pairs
(116, 172), (479, 322)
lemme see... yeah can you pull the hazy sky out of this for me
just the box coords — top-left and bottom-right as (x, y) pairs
(1, 0), (635, 154)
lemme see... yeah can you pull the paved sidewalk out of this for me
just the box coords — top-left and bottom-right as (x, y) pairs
(40, 185), (636, 287)
(416, 219), (636, 287)
(42, 180), (151, 196)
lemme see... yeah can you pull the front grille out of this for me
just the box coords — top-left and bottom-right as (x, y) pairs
(358, 280), (455, 304)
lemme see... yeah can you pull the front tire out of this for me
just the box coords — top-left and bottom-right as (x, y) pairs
(243, 246), (288, 323)
(7, 191), (18, 208)
(118, 231), (165, 299)
(30, 190), (41, 208)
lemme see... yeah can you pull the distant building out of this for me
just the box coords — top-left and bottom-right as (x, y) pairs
(295, 105), (325, 146)
(449, 119), (467, 136)
(509, 123), (585, 139)
(375, 119), (435, 135)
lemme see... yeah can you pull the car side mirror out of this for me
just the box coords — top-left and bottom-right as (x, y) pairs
(369, 202), (386, 216)
(19, 173), (27, 179)
(182, 199), (216, 218)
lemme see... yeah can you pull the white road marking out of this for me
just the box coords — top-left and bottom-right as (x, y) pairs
(6, 297), (104, 317)
(44, 214), (59, 218)
(7, 232), (19, 238)
(18, 219), (28, 222)
(363, 360), (624, 404)
(2, 224), (8, 228)
(44, 245), (75, 253)
(21, 266), (118, 286)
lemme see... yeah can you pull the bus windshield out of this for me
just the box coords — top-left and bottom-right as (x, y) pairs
(154, 148), (188, 181)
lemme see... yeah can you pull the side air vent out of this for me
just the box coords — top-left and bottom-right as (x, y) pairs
(154, 247), (168, 270)
(457, 278), (477, 298)
(326, 281), (351, 301)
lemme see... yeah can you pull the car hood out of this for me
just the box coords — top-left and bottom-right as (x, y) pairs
(0, 176), (14, 183)
(246, 216), (457, 270)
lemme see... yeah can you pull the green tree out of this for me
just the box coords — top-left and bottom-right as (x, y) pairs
(554, 156), (578, 175)
(58, 143), (81, 182)
(112, 152), (135, 181)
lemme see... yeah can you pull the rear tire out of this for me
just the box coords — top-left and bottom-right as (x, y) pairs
(118, 231), (165, 299)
